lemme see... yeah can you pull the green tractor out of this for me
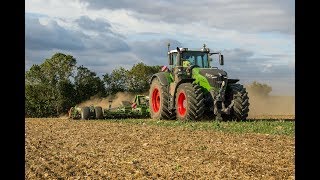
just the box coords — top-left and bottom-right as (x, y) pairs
(148, 44), (249, 121)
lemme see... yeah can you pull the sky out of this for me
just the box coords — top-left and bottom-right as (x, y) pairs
(25, 0), (295, 95)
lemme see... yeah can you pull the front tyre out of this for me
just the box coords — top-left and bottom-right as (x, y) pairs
(227, 84), (250, 121)
(175, 83), (205, 121)
(149, 78), (174, 120)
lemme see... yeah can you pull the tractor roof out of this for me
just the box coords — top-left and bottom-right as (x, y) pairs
(168, 47), (210, 54)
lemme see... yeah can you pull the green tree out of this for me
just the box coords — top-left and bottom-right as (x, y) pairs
(25, 53), (77, 117)
(56, 80), (77, 113)
(103, 67), (128, 94)
(25, 83), (56, 117)
(74, 65), (106, 103)
(103, 64), (161, 94)
(102, 73), (112, 96)
(127, 63), (161, 93)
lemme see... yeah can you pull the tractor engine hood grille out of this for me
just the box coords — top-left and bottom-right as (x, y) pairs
(199, 69), (228, 89)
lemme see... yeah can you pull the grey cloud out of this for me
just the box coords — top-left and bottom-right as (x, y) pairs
(73, 16), (129, 52)
(76, 39), (181, 75)
(222, 48), (254, 62)
(80, 0), (294, 34)
(25, 15), (85, 51)
(128, 39), (182, 65)
(75, 16), (112, 32)
(26, 13), (130, 52)
(74, 15), (125, 38)
(130, 39), (181, 57)
(216, 48), (294, 84)
(25, 13), (131, 70)
(81, 33), (130, 52)
(70, 50), (142, 77)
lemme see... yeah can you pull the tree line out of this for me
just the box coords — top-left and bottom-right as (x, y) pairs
(25, 53), (161, 117)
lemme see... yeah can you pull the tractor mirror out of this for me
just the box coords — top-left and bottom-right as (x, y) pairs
(176, 47), (182, 66)
(176, 47), (181, 53)
(219, 54), (224, 65)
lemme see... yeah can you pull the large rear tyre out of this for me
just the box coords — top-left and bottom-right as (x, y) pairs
(149, 78), (174, 120)
(94, 106), (103, 119)
(226, 84), (250, 121)
(81, 106), (90, 120)
(175, 83), (205, 121)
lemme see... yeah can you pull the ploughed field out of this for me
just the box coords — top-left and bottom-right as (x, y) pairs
(25, 118), (294, 179)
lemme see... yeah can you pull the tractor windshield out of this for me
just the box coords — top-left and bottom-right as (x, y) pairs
(181, 52), (209, 68)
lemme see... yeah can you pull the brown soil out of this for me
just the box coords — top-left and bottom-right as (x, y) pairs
(25, 118), (294, 179)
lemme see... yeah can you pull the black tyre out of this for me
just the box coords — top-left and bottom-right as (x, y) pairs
(81, 106), (90, 120)
(94, 106), (103, 119)
(149, 78), (174, 120)
(175, 82), (205, 121)
(226, 84), (250, 121)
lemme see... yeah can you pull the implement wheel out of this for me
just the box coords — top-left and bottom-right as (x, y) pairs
(94, 106), (103, 119)
(81, 106), (90, 120)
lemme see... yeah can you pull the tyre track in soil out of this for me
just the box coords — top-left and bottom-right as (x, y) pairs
(25, 118), (294, 179)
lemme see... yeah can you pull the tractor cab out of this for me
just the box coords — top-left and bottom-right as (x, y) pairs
(168, 44), (223, 68)
(168, 49), (210, 68)
(167, 44), (224, 81)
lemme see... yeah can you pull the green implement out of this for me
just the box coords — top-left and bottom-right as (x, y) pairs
(68, 95), (150, 120)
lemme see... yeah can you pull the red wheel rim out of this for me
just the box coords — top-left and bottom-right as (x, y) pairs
(178, 92), (186, 116)
(152, 88), (160, 112)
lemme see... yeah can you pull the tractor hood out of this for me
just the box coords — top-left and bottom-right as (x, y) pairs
(198, 68), (227, 79)
(192, 68), (228, 92)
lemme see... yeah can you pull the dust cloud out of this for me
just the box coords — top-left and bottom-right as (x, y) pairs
(77, 92), (148, 109)
(246, 86), (295, 117)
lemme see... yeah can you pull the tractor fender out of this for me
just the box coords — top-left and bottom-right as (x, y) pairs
(149, 72), (171, 86)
